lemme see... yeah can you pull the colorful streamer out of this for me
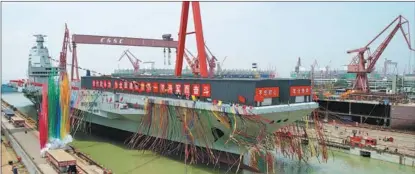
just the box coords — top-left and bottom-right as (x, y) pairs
(60, 73), (71, 137)
(39, 84), (48, 149)
(39, 69), (73, 152)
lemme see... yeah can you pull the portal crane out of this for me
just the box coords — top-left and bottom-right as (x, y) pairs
(182, 44), (219, 77)
(346, 15), (415, 92)
(118, 49), (142, 73)
(204, 43), (218, 78)
(184, 48), (200, 75)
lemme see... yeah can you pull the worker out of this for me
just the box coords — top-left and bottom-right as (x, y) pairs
(11, 164), (18, 174)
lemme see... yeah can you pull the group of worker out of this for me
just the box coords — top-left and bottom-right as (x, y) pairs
(2, 138), (20, 174)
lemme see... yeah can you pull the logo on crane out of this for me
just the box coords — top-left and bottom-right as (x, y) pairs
(100, 37), (124, 44)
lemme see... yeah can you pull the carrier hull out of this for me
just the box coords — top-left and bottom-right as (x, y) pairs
(72, 90), (318, 155)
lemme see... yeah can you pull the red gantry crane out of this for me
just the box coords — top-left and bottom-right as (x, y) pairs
(118, 49), (142, 73)
(347, 15), (415, 93)
(175, 1), (209, 78)
(69, 33), (177, 81)
(65, 1), (212, 79)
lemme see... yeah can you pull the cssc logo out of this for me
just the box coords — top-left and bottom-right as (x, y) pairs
(100, 37), (124, 44)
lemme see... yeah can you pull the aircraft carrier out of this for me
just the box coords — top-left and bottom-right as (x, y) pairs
(16, 31), (319, 172)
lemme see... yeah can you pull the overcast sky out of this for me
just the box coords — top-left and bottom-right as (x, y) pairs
(2, 2), (415, 83)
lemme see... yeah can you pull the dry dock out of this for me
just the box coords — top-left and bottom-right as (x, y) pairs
(321, 122), (415, 167)
(1, 138), (29, 174)
(1, 101), (105, 174)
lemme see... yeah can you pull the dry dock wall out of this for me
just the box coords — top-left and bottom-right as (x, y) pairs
(1, 124), (42, 174)
(390, 105), (415, 131)
(349, 148), (415, 167)
(317, 100), (391, 126)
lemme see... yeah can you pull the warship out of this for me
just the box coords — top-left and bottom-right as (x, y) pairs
(17, 2), (322, 171)
(17, 33), (319, 171)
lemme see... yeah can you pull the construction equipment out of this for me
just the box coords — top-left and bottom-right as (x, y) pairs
(118, 49), (142, 73)
(346, 15), (415, 93)
(175, 1), (209, 78)
(204, 43), (218, 78)
(162, 34), (173, 66)
(184, 48), (200, 75)
(59, 23), (72, 78)
(346, 136), (377, 148)
(182, 44), (219, 77)
(69, 33), (177, 81)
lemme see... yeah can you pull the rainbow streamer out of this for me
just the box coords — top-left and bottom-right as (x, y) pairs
(60, 73), (71, 137)
(39, 68), (73, 151)
(39, 84), (49, 149)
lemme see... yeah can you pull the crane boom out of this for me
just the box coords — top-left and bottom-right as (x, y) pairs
(347, 15), (415, 92)
(59, 23), (72, 78)
(118, 50), (141, 73)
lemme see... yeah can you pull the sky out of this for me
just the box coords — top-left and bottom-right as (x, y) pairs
(2, 1), (415, 83)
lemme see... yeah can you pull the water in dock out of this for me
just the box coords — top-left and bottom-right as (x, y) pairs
(2, 92), (415, 174)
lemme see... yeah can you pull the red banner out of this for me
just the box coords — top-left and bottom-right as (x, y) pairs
(192, 84), (200, 96)
(146, 82), (152, 93)
(184, 84), (191, 96)
(290, 86), (311, 96)
(141, 82), (145, 92)
(255, 87), (279, 98)
(160, 83), (166, 93)
(123, 81), (128, 90)
(202, 84), (211, 97)
(107, 81), (112, 88)
(175, 84), (182, 94)
(114, 81), (119, 89)
(90, 79), (218, 98)
(152, 82), (159, 93)
(134, 83), (139, 92)
(167, 83), (173, 94)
